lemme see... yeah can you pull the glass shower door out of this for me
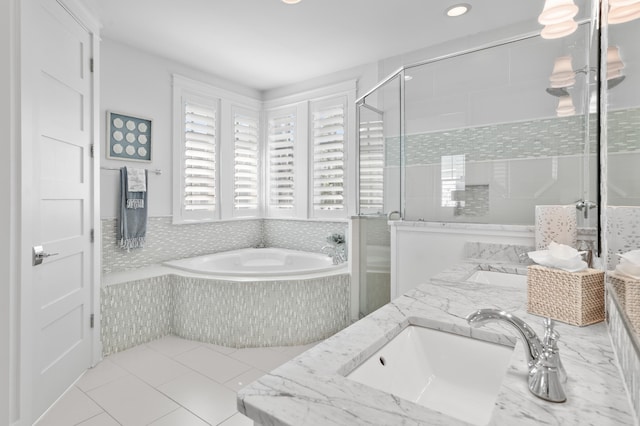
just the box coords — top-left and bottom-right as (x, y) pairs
(356, 75), (401, 317)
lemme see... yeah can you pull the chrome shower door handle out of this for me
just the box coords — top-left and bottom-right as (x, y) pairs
(387, 210), (401, 220)
(33, 245), (59, 266)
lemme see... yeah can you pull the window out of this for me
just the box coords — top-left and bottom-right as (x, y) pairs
(310, 97), (346, 216)
(174, 96), (219, 223)
(267, 108), (296, 214)
(441, 154), (465, 207)
(358, 119), (385, 213)
(233, 108), (260, 213)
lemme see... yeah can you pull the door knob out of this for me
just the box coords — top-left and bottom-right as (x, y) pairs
(33, 245), (59, 266)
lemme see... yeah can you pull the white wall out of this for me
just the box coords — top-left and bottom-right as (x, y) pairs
(100, 39), (262, 219)
(101, 39), (380, 220)
(0, 0), (18, 423)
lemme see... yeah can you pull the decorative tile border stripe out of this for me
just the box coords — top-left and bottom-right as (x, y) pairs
(100, 273), (351, 355)
(384, 108), (640, 167)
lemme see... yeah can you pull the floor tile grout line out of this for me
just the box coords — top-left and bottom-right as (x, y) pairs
(145, 405), (214, 426)
(75, 385), (123, 426)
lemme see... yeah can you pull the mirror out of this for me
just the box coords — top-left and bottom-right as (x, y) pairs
(604, 8), (640, 344)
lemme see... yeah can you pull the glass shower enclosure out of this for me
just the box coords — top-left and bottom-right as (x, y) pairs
(356, 18), (599, 317)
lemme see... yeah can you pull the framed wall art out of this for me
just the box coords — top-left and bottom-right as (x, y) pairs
(107, 111), (152, 162)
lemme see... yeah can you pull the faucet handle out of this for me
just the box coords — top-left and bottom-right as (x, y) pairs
(541, 318), (567, 384)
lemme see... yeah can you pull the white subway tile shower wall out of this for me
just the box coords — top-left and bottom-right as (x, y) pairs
(607, 292), (640, 421)
(100, 273), (350, 356)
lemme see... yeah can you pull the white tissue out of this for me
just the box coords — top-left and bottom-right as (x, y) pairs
(615, 249), (640, 279)
(527, 241), (588, 272)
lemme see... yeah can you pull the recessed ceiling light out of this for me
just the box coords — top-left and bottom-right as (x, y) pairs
(446, 3), (471, 17)
(282, 0), (301, 4)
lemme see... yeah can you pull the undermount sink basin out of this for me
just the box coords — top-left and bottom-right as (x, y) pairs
(466, 270), (528, 287)
(347, 325), (514, 426)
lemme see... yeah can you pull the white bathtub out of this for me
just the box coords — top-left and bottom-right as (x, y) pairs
(163, 247), (346, 277)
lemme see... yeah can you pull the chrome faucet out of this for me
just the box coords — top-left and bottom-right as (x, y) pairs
(321, 244), (346, 264)
(466, 309), (567, 403)
(321, 233), (346, 265)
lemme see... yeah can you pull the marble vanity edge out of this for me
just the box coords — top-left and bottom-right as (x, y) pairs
(238, 260), (635, 426)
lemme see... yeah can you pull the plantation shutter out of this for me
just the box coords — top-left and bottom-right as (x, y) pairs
(267, 109), (296, 211)
(183, 102), (217, 213)
(311, 98), (346, 214)
(233, 109), (259, 211)
(359, 120), (385, 213)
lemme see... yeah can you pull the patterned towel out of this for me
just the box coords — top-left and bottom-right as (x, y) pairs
(119, 167), (148, 250)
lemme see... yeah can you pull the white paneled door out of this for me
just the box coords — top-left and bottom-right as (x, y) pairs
(24, 0), (94, 421)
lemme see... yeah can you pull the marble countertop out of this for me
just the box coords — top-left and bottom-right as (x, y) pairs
(237, 262), (635, 425)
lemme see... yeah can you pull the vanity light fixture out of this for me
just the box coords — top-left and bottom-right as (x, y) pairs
(538, 0), (579, 39)
(549, 56), (576, 88)
(556, 95), (575, 117)
(607, 46), (626, 89)
(282, 0), (301, 4)
(445, 4), (471, 17)
(609, 0), (640, 24)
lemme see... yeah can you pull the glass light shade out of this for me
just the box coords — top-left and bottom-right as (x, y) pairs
(609, 2), (640, 24)
(549, 56), (575, 82)
(550, 76), (576, 88)
(541, 19), (578, 39)
(556, 95), (575, 117)
(282, 0), (301, 3)
(610, 0), (638, 6)
(538, 0), (579, 25)
(607, 46), (625, 72)
(607, 68), (624, 81)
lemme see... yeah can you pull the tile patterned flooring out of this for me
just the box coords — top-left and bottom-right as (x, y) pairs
(36, 336), (317, 426)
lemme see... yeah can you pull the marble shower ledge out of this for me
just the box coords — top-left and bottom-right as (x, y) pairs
(237, 262), (634, 425)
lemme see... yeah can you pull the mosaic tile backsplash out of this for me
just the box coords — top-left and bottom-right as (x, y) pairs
(607, 291), (640, 422)
(102, 217), (347, 273)
(263, 219), (348, 253)
(605, 206), (640, 270)
(101, 273), (350, 355)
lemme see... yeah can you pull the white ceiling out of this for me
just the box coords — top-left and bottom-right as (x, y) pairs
(86, 0), (545, 91)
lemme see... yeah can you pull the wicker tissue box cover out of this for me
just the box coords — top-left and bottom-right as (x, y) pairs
(608, 272), (640, 333)
(527, 265), (605, 326)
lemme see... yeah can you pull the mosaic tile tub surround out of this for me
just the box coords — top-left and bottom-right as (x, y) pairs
(101, 273), (351, 356)
(102, 217), (348, 274)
